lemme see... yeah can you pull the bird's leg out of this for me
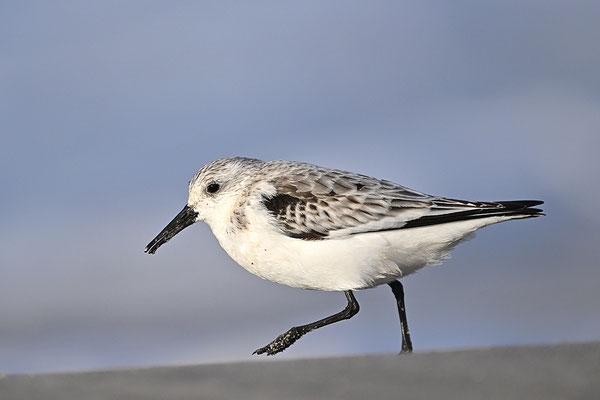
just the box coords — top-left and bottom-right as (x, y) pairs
(388, 280), (413, 352)
(253, 290), (360, 356)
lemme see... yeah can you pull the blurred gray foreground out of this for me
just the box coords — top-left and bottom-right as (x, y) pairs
(2, 342), (599, 400)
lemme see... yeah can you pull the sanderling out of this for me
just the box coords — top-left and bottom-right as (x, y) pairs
(145, 157), (544, 355)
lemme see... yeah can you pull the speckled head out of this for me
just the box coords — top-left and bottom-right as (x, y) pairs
(188, 157), (264, 220)
(144, 157), (264, 254)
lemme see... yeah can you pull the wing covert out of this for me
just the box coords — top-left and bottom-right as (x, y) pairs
(258, 162), (436, 239)
(256, 161), (525, 240)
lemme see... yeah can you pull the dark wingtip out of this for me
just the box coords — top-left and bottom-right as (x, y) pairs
(399, 199), (545, 229)
(497, 200), (545, 216)
(523, 200), (544, 207)
(497, 200), (544, 209)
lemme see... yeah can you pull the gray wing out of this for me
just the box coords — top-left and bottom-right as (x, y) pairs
(257, 161), (535, 240)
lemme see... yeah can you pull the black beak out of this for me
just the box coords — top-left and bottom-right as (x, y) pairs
(144, 205), (199, 254)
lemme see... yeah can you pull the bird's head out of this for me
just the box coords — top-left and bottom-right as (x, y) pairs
(144, 157), (263, 254)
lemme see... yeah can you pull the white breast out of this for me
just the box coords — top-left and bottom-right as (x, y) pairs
(208, 197), (519, 291)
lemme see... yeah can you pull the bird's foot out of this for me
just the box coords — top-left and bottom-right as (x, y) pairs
(253, 326), (305, 356)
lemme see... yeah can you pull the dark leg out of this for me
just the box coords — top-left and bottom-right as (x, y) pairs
(253, 290), (360, 356)
(388, 280), (413, 352)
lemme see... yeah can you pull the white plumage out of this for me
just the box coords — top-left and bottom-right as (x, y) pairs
(145, 157), (544, 355)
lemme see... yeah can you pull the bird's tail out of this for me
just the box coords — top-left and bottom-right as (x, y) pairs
(491, 200), (545, 218)
(401, 200), (544, 229)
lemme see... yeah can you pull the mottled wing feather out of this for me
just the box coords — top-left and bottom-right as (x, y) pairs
(258, 161), (509, 240)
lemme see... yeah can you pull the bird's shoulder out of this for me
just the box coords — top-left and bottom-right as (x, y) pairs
(242, 161), (441, 239)
(234, 160), (539, 241)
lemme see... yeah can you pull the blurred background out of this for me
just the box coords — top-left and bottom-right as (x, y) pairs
(2, 1), (599, 373)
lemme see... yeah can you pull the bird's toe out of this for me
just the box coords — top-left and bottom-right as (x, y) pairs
(253, 326), (305, 356)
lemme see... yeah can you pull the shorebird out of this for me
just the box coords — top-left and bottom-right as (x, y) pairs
(145, 157), (544, 355)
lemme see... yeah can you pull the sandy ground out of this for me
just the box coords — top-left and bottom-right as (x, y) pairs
(2, 341), (599, 400)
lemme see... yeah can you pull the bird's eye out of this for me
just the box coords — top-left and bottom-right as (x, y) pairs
(206, 183), (220, 194)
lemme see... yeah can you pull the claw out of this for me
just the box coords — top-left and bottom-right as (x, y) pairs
(253, 327), (304, 356)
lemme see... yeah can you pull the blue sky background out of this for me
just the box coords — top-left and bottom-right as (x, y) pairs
(1, 1), (599, 373)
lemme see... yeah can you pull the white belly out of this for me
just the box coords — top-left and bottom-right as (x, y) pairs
(211, 215), (516, 291)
